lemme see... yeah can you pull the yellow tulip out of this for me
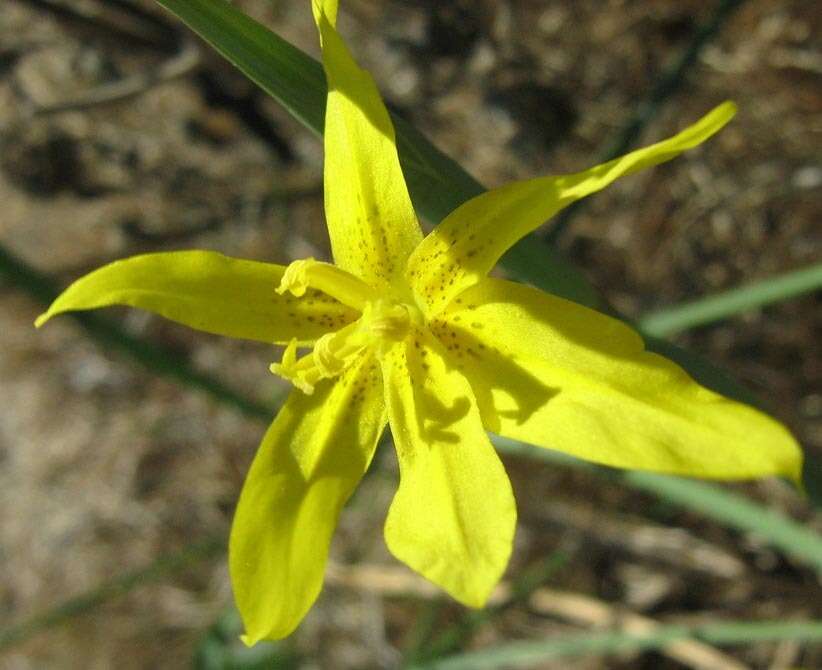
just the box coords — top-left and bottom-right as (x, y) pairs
(36, 0), (802, 644)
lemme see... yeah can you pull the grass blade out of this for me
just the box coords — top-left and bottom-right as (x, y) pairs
(0, 245), (274, 421)
(640, 264), (822, 337)
(410, 619), (822, 669)
(153, 0), (596, 306)
(0, 538), (224, 650)
(150, 0), (785, 410)
(619, 470), (822, 571)
(493, 437), (822, 573)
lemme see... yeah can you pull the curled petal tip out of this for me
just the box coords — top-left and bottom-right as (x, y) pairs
(239, 632), (261, 647)
(720, 99), (738, 116)
(276, 258), (314, 298)
(703, 100), (737, 130)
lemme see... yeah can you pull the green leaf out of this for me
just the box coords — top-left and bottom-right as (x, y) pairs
(410, 619), (822, 669)
(639, 264), (822, 338)
(150, 0), (792, 415)
(152, 0), (596, 307)
(493, 436), (822, 573)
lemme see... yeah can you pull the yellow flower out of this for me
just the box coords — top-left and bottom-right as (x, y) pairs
(37, 0), (801, 644)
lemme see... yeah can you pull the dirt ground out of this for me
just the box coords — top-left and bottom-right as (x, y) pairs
(0, 0), (820, 668)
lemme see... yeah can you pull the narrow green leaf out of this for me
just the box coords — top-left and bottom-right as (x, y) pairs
(619, 471), (822, 571)
(640, 264), (822, 337)
(0, 245), (274, 421)
(156, 0), (327, 132)
(411, 619), (822, 669)
(0, 537), (225, 650)
(150, 0), (785, 411)
(152, 0), (596, 306)
(407, 552), (570, 665)
(493, 436), (822, 573)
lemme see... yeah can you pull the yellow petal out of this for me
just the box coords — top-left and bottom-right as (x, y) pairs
(381, 328), (516, 607)
(311, 0), (338, 25)
(314, 2), (423, 290)
(408, 102), (737, 313)
(35, 251), (358, 344)
(434, 278), (802, 483)
(230, 351), (385, 643)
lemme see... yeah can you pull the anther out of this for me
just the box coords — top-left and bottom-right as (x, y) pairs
(269, 323), (367, 394)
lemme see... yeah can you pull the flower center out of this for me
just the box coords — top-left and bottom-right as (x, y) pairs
(270, 258), (422, 393)
(363, 298), (420, 342)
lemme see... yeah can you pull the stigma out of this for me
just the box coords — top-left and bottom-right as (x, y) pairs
(276, 257), (379, 311)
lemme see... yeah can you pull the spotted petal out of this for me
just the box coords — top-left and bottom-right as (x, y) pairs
(381, 328), (516, 606)
(36, 251), (358, 344)
(230, 351), (385, 643)
(409, 103), (737, 313)
(434, 278), (802, 483)
(313, 0), (423, 289)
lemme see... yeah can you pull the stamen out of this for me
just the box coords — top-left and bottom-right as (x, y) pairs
(314, 332), (349, 377)
(270, 323), (367, 394)
(270, 292), (425, 393)
(269, 338), (315, 394)
(277, 258), (379, 311)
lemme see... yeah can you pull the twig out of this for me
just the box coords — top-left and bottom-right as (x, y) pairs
(328, 539), (810, 669)
(13, 0), (176, 49)
(0, 537), (224, 651)
(27, 40), (200, 116)
(326, 561), (445, 601)
(537, 500), (745, 578)
(529, 588), (749, 670)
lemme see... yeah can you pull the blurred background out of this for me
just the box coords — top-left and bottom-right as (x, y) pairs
(0, 0), (819, 667)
